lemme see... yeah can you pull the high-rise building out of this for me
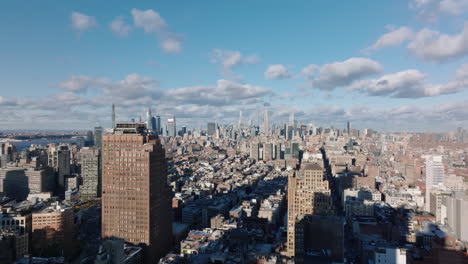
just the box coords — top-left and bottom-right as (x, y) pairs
(112, 104), (116, 129)
(347, 121), (350, 135)
(425, 155), (445, 211)
(287, 163), (333, 260)
(151, 116), (157, 133)
(167, 117), (176, 137)
(80, 147), (101, 201)
(48, 145), (70, 189)
(94, 126), (103, 149)
(31, 202), (75, 256)
(146, 107), (153, 133)
(262, 103), (269, 136)
(207, 122), (216, 136)
(444, 192), (468, 242)
(101, 123), (173, 263)
(155, 116), (161, 135)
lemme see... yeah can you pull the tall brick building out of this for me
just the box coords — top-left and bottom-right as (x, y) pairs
(286, 162), (334, 261)
(101, 123), (173, 263)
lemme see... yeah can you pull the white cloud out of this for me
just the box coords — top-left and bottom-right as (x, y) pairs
(131, 9), (166, 33)
(301, 64), (318, 78)
(309, 57), (383, 90)
(350, 64), (468, 98)
(57, 75), (101, 93)
(439, 0), (468, 15)
(264, 64), (290, 80)
(210, 49), (258, 79)
(367, 22), (468, 62)
(160, 37), (182, 54)
(110, 16), (131, 37)
(408, 22), (468, 62)
(365, 26), (413, 52)
(131, 8), (183, 54)
(350, 70), (427, 97)
(71, 12), (97, 31)
(166, 79), (271, 106)
(57, 74), (161, 100)
(410, 0), (432, 8)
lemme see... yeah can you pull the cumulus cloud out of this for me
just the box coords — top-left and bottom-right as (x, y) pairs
(57, 74), (161, 100)
(306, 57), (383, 90)
(210, 49), (258, 79)
(166, 79), (271, 106)
(0, 96), (18, 106)
(264, 64), (290, 80)
(109, 16), (131, 37)
(367, 22), (468, 62)
(160, 36), (182, 53)
(131, 8), (183, 54)
(71, 12), (97, 31)
(408, 22), (468, 62)
(350, 64), (468, 98)
(57, 75), (101, 93)
(410, 0), (468, 22)
(365, 26), (413, 52)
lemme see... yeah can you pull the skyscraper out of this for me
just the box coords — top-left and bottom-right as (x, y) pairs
(94, 126), (103, 149)
(262, 103), (269, 136)
(425, 155), (445, 211)
(207, 122), (216, 136)
(146, 107), (153, 133)
(111, 104), (116, 129)
(48, 145), (70, 190)
(101, 123), (173, 263)
(151, 116), (157, 132)
(287, 163), (333, 259)
(79, 147), (100, 201)
(155, 116), (161, 135)
(347, 121), (350, 135)
(238, 110), (242, 130)
(167, 116), (176, 137)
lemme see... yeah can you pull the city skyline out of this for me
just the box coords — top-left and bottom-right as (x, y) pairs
(2, 1), (468, 131)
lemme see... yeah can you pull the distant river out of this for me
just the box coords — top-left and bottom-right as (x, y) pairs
(8, 138), (78, 151)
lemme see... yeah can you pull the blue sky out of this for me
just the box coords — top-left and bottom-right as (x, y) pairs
(1, 0), (468, 131)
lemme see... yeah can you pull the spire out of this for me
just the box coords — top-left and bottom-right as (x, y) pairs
(147, 107), (152, 132)
(112, 104), (116, 128)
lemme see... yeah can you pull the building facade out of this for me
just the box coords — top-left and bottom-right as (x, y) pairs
(101, 123), (173, 263)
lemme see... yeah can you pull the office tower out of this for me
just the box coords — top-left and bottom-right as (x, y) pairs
(263, 143), (273, 161)
(86, 131), (94, 146)
(238, 110), (242, 130)
(80, 147), (101, 201)
(181, 126), (187, 136)
(262, 103), (270, 136)
(249, 142), (260, 161)
(287, 163), (333, 259)
(0, 167), (29, 200)
(25, 167), (55, 194)
(167, 117), (176, 137)
(0, 143), (17, 168)
(94, 126), (103, 149)
(347, 121), (350, 135)
(151, 116), (157, 133)
(289, 112), (295, 126)
(101, 123), (173, 262)
(425, 155), (445, 211)
(48, 145), (70, 189)
(155, 116), (161, 135)
(207, 122), (216, 136)
(31, 202), (75, 256)
(112, 104), (116, 129)
(146, 107), (152, 133)
(444, 192), (468, 242)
